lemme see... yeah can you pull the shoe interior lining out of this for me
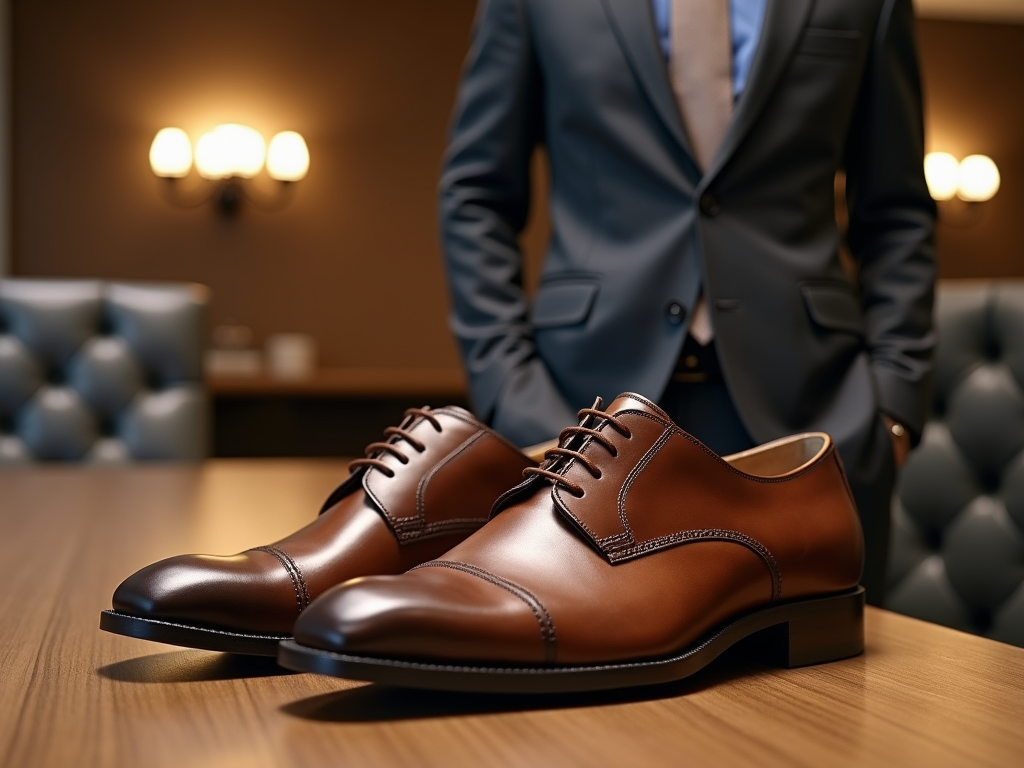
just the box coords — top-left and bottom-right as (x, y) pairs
(522, 430), (830, 479)
(723, 433), (830, 478)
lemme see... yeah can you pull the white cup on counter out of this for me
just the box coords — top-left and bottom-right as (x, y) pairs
(265, 333), (317, 379)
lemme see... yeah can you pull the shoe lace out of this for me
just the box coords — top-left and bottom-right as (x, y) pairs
(348, 407), (442, 478)
(522, 406), (631, 497)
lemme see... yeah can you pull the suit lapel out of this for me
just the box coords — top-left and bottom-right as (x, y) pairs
(598, 0), (694, 158)
(705, 0), (815, 181)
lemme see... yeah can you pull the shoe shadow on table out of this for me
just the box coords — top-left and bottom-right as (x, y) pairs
(282, 641), (774, 722)
(97, 651), (294, 684)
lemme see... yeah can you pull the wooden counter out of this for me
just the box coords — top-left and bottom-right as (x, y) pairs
(1, 461), (1022, 767)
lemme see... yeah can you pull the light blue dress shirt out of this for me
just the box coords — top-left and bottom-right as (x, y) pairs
(651, 0), (768, 99)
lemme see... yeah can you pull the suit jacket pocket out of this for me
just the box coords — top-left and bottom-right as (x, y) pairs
(531, 279), (600, 328)
(802, 283), (865, 336)
(796, 28), (861, 59)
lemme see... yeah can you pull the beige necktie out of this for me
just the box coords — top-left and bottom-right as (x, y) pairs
(669, 0), (733, 172)
(669, 0), (733, 345)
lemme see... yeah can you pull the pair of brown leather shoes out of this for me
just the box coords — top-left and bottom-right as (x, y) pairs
(100, 405), (533, 655)
(103, 393), (865, 693)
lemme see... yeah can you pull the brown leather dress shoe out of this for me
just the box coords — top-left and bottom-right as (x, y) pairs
(279, 393), (866, 692)
(100, 406), (533, 655)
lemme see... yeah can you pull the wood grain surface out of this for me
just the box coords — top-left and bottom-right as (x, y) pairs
(1, 462), (1022, 768)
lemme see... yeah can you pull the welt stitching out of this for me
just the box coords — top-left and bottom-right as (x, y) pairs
(414, 560), (558, 663)
(413, 431), (484, 524)
(253, 546), (310, 612)
(606, 529), (783, 600)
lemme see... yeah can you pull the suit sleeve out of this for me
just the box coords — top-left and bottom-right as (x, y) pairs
(439, 0), (577, 445)
(844, 0), (937, 444)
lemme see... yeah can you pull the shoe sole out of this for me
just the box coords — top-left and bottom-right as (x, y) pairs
(276, 587), (865, 693)
(99, 610), (288, 656)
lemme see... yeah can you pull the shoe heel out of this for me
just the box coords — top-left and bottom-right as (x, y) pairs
(774, 587), (865, 668)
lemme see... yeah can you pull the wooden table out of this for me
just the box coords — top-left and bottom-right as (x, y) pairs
(2, 461), (1022, 768)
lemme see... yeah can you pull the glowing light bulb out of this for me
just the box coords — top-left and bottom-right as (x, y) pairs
(923, 152), (959, 201)
(957, 155), (1000, 202)
(149, 128), (193, 178)
(194, 124), (266, 179)
(194, 131), (228, 179)
(267, 131), (310, 181)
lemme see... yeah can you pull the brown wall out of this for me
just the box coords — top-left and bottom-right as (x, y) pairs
(917, 19), (1024, 279)
(9, 6), (1023, 371)
(10, 0), (498, 370)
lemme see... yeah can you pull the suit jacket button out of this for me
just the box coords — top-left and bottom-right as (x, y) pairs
(665, 301), (687, 325)
(699, 193), (721, 216)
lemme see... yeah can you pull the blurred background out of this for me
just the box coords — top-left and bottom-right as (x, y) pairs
(0, 0), (1021, 458)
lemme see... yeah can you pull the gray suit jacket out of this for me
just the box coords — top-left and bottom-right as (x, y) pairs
(440, 0), (936, 456)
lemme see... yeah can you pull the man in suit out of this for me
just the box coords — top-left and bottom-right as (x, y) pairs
(439, 0), (936, 603)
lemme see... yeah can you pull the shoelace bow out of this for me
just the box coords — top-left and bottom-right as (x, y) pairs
(348, 407), (442, 478)
(522, 407), (632, 496)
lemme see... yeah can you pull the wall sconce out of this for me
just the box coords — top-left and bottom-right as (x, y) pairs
(925, 152), (1000, 202)
(149, 125), (309, 214)
(924, 152), (1000, 227)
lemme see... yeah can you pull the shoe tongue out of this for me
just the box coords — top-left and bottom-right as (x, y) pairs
(602, 392), (671, 422)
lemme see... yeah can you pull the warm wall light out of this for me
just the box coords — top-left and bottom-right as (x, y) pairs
(149, 124), (308, 214)
(267, 132), (310, 182)
(149, 128), (193, 178)
(924, 152), (959, 201)
(195, 124), (266, 179)
(924, 152), (1001, 203)
(957, 155), (1000, 202)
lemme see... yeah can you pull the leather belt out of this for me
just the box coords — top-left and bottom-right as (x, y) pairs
(671, 336), (724, 384)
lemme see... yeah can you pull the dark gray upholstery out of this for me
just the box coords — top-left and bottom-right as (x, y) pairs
(888, 281), (1024, 647)
(0, 279), (208, 463)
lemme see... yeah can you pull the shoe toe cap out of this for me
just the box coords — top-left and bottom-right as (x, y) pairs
(294, 566), (551, 665)
(111, 552), (299, 634)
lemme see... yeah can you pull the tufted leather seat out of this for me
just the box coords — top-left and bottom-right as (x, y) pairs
(0, 279), (208, 463)
(888, 281), (1024, 647)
